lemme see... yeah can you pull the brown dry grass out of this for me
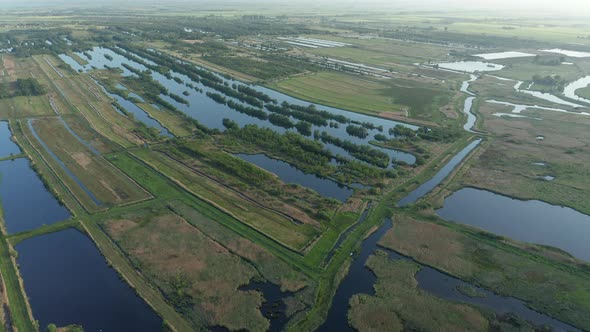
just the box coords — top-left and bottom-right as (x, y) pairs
(104, 211), (270, 331)
(2, 56), (15, 77)
(381, 215), (477, 274)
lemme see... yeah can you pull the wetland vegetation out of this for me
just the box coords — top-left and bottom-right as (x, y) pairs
(0, 1), (589, 331)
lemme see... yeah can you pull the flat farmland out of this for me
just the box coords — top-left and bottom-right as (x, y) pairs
(131, 148), (319, 252)
(28, 117), (151, 211)
(305, 35), (452, 67)
(269, 71), (450, 121)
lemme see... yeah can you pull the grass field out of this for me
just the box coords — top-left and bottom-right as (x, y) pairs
(349, 252), (488, 331)
(131, 148), (319, 252)
(577, 85), (590, 99)
(379, 214), (590, 330)
(268, 71), (450, 122)
(0, 215), (35, 332)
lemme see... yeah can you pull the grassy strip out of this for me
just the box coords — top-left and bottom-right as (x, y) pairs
(0, 153), (26, 162)
(7, 219), (80, 246)
(0, 218), (35, 332)
(80, 220), (194, 332)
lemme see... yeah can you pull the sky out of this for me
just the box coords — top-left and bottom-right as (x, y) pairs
(0, 0), (589, 16)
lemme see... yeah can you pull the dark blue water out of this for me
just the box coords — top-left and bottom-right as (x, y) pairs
(27, 119), (103, 206)
(239, 281), (292, 332)
(437, 187), (590, 262)
(59, 47), (416, 167)
(397, 139), (481, 206)
(316, 218), (393, 332)
(16, 229), (162, 332)
(235, 153), (354, 202)
(0, 121), (21, 158)
(323, 204), (372, 266)
(0, 158), (70, 233)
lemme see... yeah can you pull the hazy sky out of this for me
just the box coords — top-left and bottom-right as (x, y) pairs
(0, 0), (589, 16)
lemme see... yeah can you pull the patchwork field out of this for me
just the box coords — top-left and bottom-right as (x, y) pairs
(27, 117), (151, 211)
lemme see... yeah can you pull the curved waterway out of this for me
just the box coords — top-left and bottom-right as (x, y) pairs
(0, 121), (21, 158)
(59, 47), (417, 167)
(16, 229), (162, 331)
(234, 153), (355, 202)
(563, 75), (590, 104)
(437, 187), (590, 262)
(397, 139), (481, 207)
(462, 96), (477, 132)
(0, 158), (70, 233)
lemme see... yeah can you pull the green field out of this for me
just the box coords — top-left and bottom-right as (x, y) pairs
(268, 71), (450, 122)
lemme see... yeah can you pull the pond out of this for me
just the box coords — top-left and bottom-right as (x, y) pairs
(437, 61), (504, 73)
(474, 51), (535, 60)
(397, 139), (482, 207)
(16, 229), (163, 331)
(59, 47), (417, 167)
(0, 158), (70, 234)
(0, 121), (21, 158)
(436, 187), (590, 262)
(234, 153), (355, 202)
